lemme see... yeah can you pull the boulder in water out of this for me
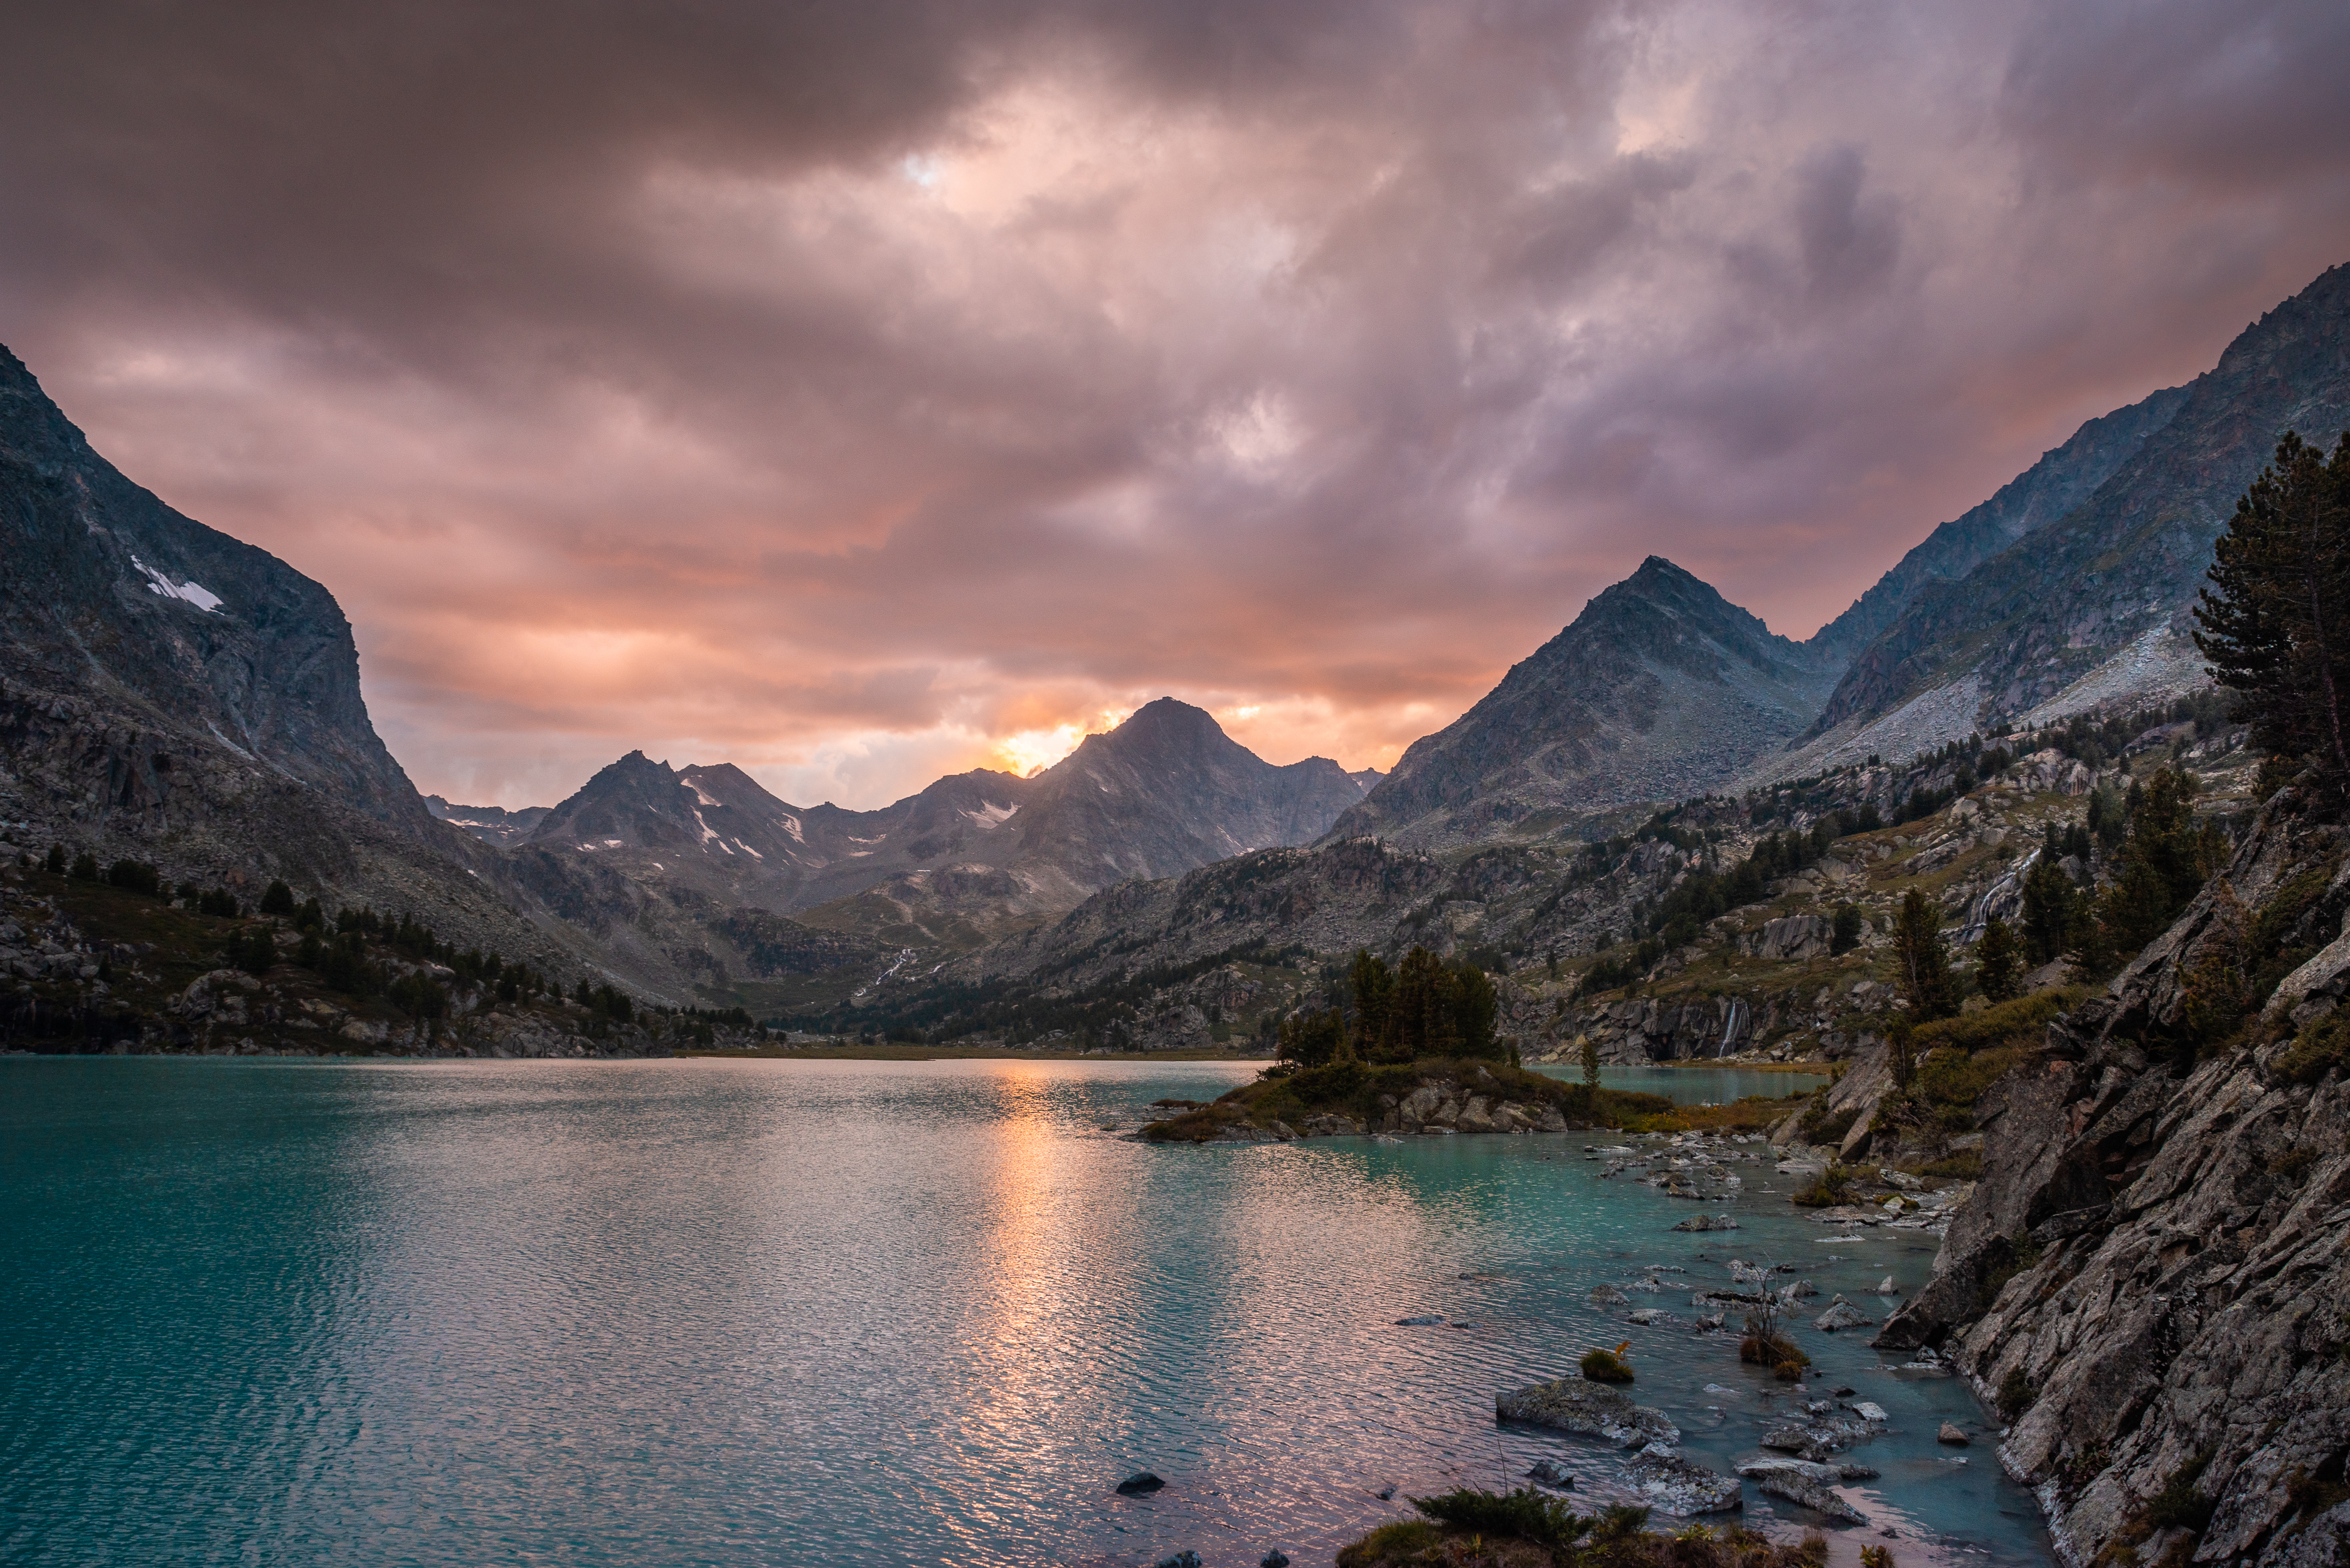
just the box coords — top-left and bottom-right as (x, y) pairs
(1117, 1472), (1166, 1495)
(1496, 1377), (1680, 1448)
(1623, 1446), (1743, 1515)
(1814, 1296), (1872, 1332)
(1737, 1458), (1868, 1523)
(1524, 1457), (1576, 1490)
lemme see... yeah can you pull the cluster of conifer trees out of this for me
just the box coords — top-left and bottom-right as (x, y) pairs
(1277, 945), (1502, 1067)
(2196, 430), (2350, 798)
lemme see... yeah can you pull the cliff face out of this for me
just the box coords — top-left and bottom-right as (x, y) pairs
(1328, 557), (1842, 849)
(0, 344), (428, 832)
(0, 344), (692, 992)
(1873, 794), (2350, 1567)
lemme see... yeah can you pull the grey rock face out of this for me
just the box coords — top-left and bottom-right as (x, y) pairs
(1870, 797), (2350, 1568)
(1524, 1457), (1576, 1490)
(1494, 1378), (1680, 1449)
(1814, 1296), (1872, 1332)
(1805, 381), (2191, 667)
(0, 343), (639, 986)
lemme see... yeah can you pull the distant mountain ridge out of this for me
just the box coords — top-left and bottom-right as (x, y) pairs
(498, 699), (1371, 942)
(425, 796), (549, 847)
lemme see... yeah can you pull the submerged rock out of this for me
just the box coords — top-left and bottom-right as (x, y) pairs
(1624, 1446), (1743, 1515)
(1393, 1314), (1445, 1326)
(1524, 1458), (1576, 1490)
(1117, 1472), (1166, 1495)
(1589, 1283), (1630, 1305)
(1737, 1458), (1868, 1523)
(1495, 1377), (1680, 1449)
(1671, 1213), (1738, 1231)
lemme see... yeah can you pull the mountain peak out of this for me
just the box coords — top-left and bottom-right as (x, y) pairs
(1324, 556), (1840, 847)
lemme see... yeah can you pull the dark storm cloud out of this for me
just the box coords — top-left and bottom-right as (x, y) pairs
(2, 0), (2346, 807)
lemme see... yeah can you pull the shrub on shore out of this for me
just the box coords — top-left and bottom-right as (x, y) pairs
(1336, 1489), (1829, 1567)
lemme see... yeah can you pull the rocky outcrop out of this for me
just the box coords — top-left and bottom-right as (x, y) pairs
(1621, 1447), (1743, 1516)
(1494, 1378), (1680, 1449)
(1871, 794), (2350, 1567)
(1378, 1068), (1571, 1135)
(1735, 1459), (1868, 1524)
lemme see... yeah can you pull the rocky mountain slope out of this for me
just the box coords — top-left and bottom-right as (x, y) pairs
(1861, 787), (2350, 1568)
(1806, 383), (2192, 666)
(425, 795), (549, 847)
(1326, 557), (1843, 849)
(1780, 263), (2350, 777)
(0, 343), (629, 986)
(827, 697), (2246, 1052)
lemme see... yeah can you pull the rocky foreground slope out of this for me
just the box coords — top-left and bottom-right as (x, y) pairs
(1864, 789), (2350, 1567)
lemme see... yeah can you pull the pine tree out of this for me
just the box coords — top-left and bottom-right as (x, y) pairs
(1891, 889), (1957, 1020)
(1579, 1033), (1601, 1089)
(2194, 430), (2350, 792)
(1347, 948), (1393, 1056)
(2021, 854), (2075, 966)
(259, 879), (297, 917)
(1830, 903), (1864, 955)
(1976, 918), (2024, 1002)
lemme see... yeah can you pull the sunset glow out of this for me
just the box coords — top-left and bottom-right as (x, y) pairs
(3, 3), (2345, 810)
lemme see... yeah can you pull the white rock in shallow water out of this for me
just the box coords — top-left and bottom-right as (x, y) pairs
(1852, 1402), (1890, 1424)
(1622, 1447), (1743, 1516)
(1873, 1275), (1899, 1295)
(1814, 1296), (1873, 1332)
(1590, 1283), (1631, 1305)
(1738, 1459), (1866, 1523)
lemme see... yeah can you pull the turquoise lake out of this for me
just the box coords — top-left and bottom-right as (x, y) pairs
(0, 1059), (2050, 1566)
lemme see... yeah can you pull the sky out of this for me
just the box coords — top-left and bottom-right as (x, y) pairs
(5, 1), (2349, 811)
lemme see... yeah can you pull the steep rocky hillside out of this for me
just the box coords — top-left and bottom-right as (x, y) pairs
(1861, 787), (2350, 1568)
(0, 343), (634, 988)
(1327, 557), (1842, 849)
(1807, 383), (2191, 665)
(1785, 262), (2350, 775)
